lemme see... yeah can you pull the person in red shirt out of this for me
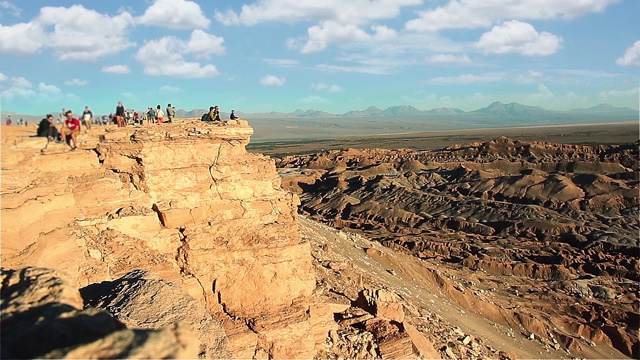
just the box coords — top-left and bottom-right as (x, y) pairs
(60, 110), (81, 151)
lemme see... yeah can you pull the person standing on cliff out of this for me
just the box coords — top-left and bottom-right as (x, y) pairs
(155, 105), (165, 123)
(166, 103), (175, 123)
(115, 101), (126, 127)
(81, 105), (93, 131)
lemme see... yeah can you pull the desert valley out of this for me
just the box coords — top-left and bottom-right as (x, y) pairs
(1, 118), (638, 359)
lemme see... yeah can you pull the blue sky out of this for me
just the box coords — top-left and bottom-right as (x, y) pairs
(0, 0), (638, 116)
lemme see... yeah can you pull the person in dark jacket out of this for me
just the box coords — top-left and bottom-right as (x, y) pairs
(115, 101), (126, 127)
(37, 114), (61, 140)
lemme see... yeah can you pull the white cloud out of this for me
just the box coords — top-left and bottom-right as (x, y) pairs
(0, 22), (47, 55)
(260, 75), (286, 86)
(428, 72), (506, 84)
(38, 5), (135, 61)
(0, 76), (77, 103)
(0, 72), (7, 82)
(134, 30), (224, 78)
(218, 0), (412, 53)
(312, 83), (345, 93)
(476, 20), (562, 56)
(0, 1), (21, 17)
(0, 5), (135, 60)
(184, 30), (225, 58)
(301, 21), (370, 53)
(216, 0), (421, 26)
(64, 78), (88, 86)
(295, 21), (398, 54)
(405, 0), (619, 31)
(264, 58), (300, 67)
(315, 64), (389, 75)
(137, 0), (210, 29)
(425, 54), (472, 64)
(514, 70), (545, 84)
(616, 40), (640, 66)
(598, 87), (640, 109)
(102, 65), (131, 74)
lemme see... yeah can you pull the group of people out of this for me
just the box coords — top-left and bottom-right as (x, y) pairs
(5, 115), (27, 126)
(114, 102), (176, 127)
(37, 110), (82, 151)
(34, 101), (239, 150)
(201, 106), (239, 122)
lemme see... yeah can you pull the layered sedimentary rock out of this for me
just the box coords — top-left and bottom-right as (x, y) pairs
(1, 267), (199, 359)
(278, 137), (639, 358)
(1, 121), (331, 358)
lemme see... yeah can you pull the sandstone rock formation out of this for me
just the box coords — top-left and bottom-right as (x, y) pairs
(80, 269), (231, 358)
(1, 266), (199, 359)
(1, 122), (333, 358)
(278, 137), (639, 359)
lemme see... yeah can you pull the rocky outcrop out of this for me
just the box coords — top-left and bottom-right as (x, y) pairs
(0, 122), (332, 358)
(80, 269), (231, 359)
(1, 266), (199, 359)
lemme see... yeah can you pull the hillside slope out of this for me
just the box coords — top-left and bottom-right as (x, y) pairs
(279, 137), (639, 359)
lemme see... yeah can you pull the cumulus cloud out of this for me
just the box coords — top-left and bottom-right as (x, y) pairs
(476, 20), (562, 56)
(102, 65), (131, 74)
(260, 75), (286, 86)
(312, 83), (345, 93)
(134, 30), (224, 78)
(0, 76), (77, 103)
(0, 22), (47, 55)
(0, 5), (135, 60)
(294, 21), (398, 53)
(616, 40), (640, 66)
(217, 0), (412, 53)
(405, 0), (619, 31)
(64, 78), (88, 86)
(425, 54), (472, 64)
(184, 30), (225, 58)
(137, 0), (210, 29)
(0, 72), (7, 81)
(216, 0), (421, 26)
(38, 5), (135, 61)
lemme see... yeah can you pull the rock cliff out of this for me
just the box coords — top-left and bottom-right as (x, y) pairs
(1, 121), (333, 358)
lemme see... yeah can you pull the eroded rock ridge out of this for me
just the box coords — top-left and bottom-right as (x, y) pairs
(278, 136), (639, 358)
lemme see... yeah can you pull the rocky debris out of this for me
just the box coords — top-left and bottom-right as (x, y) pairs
(355, 288), (405, 322)
(280, 137), (639, 359)
(80, 269), (231, 359)
(1, 266), (198, 359)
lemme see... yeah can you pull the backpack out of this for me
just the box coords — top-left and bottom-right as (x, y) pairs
(201, 113), (211, 122)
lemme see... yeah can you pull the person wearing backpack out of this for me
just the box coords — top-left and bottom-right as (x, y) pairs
(146, 107), (156, 125)
(166, 103), (176, 123)
(201, 106), (214, 122)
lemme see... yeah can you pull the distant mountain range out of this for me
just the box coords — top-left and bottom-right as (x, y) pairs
(4, 102), (638, 124)
(176, 101), (638, 122)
